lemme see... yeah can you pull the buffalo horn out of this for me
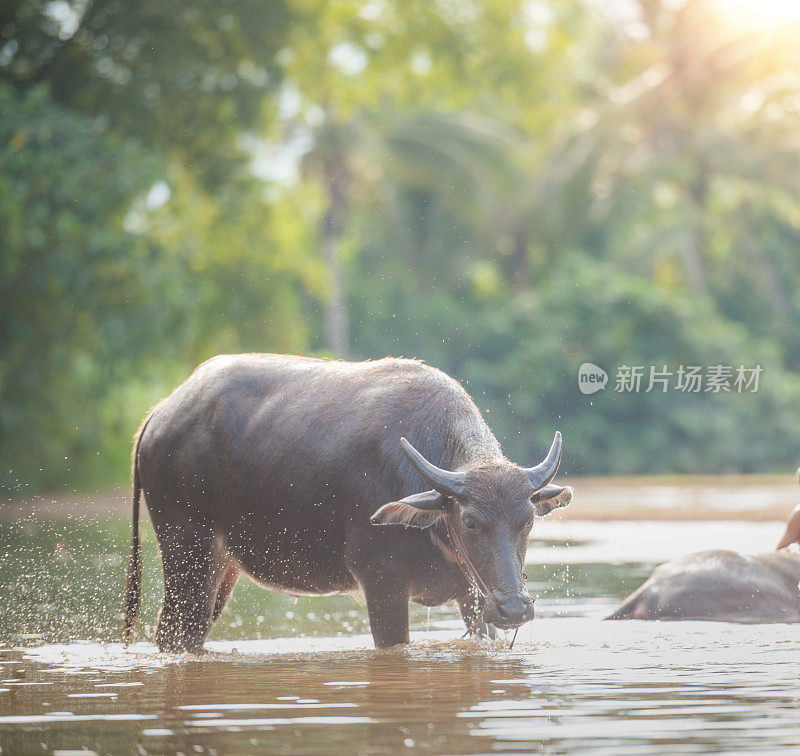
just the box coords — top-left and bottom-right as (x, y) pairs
(524, 431), (562, 490)
(400, 437), (466, 497)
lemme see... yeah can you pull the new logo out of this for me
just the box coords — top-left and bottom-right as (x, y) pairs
(578, 363), (608, 395)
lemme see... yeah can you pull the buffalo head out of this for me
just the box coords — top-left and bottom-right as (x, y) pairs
(371, 432), (572, 631)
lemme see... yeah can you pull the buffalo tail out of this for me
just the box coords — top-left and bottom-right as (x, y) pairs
(123, 415), (149, 645)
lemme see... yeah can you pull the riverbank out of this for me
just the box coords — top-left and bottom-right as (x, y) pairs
(3, 474), (798, 521)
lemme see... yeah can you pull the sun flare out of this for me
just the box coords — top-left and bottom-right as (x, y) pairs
(714, 0), (800, 31)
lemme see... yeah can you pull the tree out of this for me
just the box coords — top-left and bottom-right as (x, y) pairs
(0, 84), (159, 489)
(1, 0), (291, 183)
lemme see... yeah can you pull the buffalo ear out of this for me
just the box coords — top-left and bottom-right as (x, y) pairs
(371, 490), (447, 529)
(532, 484), (573, 517)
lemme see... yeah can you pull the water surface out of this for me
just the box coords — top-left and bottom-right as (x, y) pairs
(4, 621), (800, 755)
(1, 515), (797, 754)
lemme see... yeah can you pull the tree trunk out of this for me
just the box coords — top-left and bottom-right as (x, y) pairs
(685, 169), (709, 294)
(322, 172), (348, 356)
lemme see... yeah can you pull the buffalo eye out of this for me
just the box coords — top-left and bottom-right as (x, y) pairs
(463, 516), (477, 531)
(517, 514), (535, 533)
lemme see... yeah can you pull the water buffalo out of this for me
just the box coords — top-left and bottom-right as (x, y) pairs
(124, 354), (572, 651)
(607, 550), (800, 622)
(609, 478), (800, 623)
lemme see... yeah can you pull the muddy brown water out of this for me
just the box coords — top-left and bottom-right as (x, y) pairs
(1, 516), (799, 754)
(4, 623), (800, 755)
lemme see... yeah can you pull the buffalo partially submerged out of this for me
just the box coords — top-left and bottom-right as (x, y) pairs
(609, 475), (800, 623)
(124, 355), (572, 651)
(608, 550), (800, 623)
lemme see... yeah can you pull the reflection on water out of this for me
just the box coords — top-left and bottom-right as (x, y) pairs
(4, 622), (800, 754)
(1, 516), (799, 753)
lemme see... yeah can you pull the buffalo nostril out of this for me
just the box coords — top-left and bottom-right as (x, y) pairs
(498, 595), (528, 623)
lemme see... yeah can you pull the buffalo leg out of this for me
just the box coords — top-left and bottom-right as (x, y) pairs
(360, 576), (410, 648)
(211, 561), (240, 622)
(153, 521), (221, 653)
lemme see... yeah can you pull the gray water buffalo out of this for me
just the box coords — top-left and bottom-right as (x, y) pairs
(609, 480), (800, 623)
(124, 354), (572, 651)
(608, 550), (800, 622)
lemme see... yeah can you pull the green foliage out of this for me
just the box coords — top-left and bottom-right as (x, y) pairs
(2, 0), (800, 491)
(1, 0), (292, 183)
(0, 83), (161, 491)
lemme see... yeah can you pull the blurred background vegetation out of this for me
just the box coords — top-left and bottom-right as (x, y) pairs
(2, 0), (800, 494)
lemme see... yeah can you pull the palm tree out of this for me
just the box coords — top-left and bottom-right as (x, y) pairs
(297, 109), (521, 356)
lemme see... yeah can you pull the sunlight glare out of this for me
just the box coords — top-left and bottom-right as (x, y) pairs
(715, 0), (800, 30)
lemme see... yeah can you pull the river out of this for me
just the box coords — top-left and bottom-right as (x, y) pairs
(0, 509), (798, 754)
